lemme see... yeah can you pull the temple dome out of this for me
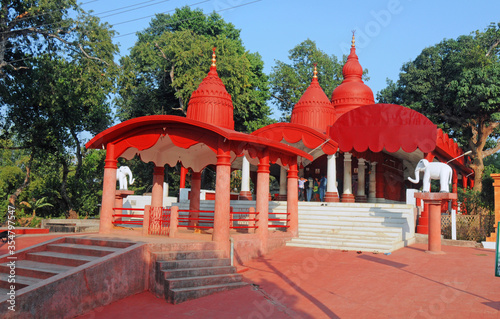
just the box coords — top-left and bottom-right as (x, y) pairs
(331, 35), (374, 119)
(186, 48), (235, 130)
(291, 64), (336, 133)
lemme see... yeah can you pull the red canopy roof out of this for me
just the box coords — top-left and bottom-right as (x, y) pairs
(329, 103), (437, 153)
(85, 115), (312, 171)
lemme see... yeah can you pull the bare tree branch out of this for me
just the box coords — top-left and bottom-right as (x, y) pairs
(483, 139), (500, 157)
(486, 38), (500, 57)
(154, 42), (185, 114)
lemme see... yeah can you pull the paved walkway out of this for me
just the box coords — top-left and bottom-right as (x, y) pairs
(4, 235), (499, 318)
(77, 243), (499, 319)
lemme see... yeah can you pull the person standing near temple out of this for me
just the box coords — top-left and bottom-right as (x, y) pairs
(306, 176), (314, 201)
(298, 176), (306, 201)
(319, 174), (327, 202)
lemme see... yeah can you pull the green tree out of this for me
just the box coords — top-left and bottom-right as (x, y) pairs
(0, 0), (112, 77)
(269, 39), (356, 120)
(20, 196), (53, 218)
(0, 5), (118, 214)
(116, 7), (272, 132)
(377, 23), (500, 191)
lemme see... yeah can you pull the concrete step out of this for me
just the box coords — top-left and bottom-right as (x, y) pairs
(26, 251), (99, 267)
(288, 237), (394, 250)
(286, 241), (392, 253)
(168, 282), (247, 304)
(0, 273), (43, 289)
(0, 260), (73, 279)
(295, 234), (396, 245)
(299, 230), (402, 241)
(298, 215), (412, 222)
(46, 243), (120, 257)
(63, 237), (134, 249)
(297, 232), (399, 241)
(153, 250), (225, 261)
(162, 266), (236, 279)
(0, 287), (9, 297)
(299, 224), (403, 235)
(159, 258), (231, 270)
(165, 273), (243, 290)
(298, 220), (406, 229)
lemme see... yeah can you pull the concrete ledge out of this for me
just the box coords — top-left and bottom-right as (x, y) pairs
(415, 233), (481, 248)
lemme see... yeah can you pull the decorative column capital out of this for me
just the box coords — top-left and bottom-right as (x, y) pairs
(344, 152), (352, 161)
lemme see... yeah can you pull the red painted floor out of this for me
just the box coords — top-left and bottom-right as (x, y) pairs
(75, 243), (500, 319)
(4, 234), (499, 318)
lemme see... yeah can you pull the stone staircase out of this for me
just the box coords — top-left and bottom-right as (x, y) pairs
(286, 202), (415, 253)
(0, 236), (147, 318)
(153, 249), (247, 304)
(0, 237), (132, 295)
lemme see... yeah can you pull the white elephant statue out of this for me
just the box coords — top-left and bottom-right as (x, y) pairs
(408, 159), (452, 192)
(116, 166), (135, 190)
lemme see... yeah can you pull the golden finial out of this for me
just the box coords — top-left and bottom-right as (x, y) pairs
(313, 63), (318, 79)
(351, 30), (356, 47)
(211, 47), (216, 67)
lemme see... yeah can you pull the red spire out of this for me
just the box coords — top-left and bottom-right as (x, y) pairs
(291, 64), (336, 133)
(186, 48), (235, 130)
(331, 32), (374, 119)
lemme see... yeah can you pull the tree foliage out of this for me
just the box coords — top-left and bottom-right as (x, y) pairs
(116, 7), (272, 132)
(0, 1), (119, 218)
(377, 23), (500, 191)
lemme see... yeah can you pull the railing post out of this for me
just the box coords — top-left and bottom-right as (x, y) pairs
(169, 206), (178, 238)
(142, 205), (151, 236)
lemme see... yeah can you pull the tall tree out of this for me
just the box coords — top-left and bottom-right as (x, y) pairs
(0, 0), (111, 77)
(377, 23), (500, 191)
(0, 4), (118, 212)
(116, 6), (272, 132)
(269, 39), (358, 120)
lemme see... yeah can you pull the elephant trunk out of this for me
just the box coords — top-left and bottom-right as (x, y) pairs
(408, 169), (420, 184)
(129, 174), (135, 186)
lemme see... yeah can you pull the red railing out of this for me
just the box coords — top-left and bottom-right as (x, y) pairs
(268, 212), (290, 228)
(230, 211), (259, 229)
(112, 207), (144, 226)
(177, 209), (214, 229)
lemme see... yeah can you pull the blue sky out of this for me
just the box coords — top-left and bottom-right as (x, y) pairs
(82, 0), (500, 118)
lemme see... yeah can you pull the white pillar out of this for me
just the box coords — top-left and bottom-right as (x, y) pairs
(241, 156), (250, 192)
(325, 153), (339, 202)
(327, 154), (338, 193)
(279, 166), (287, 200)
(369, 162), (377, 203)
(356, 158), (366, 202)
(341, 152), (354, 202)
(239, 156), (252, 200)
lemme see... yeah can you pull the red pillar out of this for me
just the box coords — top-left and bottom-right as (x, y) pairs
(287, 162), (299, 236)
(212, 142), (231, 255)
(462, 175), (468, 189)
(189, 171), (202, 226)
(417, 203), (430, 234)
(256, 151), (270, 254)
(415, 192), (457, 254)
(180, 166), (188, 189)
(100, 144), (117, 234)
(151, 166), (164, 207)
